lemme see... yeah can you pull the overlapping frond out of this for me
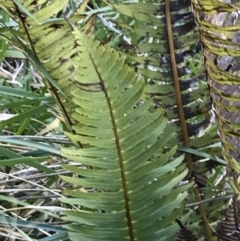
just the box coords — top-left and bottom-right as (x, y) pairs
(0, 0), (83, 132)
(102, 1), (223, 239)
(104, 0), (219, 153)
(59, 26), (192, 241)
(192, 0), (240, 166)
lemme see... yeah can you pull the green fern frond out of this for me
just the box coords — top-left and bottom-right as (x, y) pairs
(102, 1), (222, 239)
(104, 0), (219, 153)
(0, 0), (79, 132)
(59, 25), (192, 241)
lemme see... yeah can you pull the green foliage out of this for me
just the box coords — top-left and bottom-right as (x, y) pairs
(58, 26), (192, 241)
(104, 0), (216, 147)
(0, 9), (9, 61)
(0, 0), (238, 241)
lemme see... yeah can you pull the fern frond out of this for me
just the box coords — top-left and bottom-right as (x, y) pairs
(103, 1), (222, 239)
(216, 194), (240, 241)
(175, 218), (198, 241)
(104, 0), (219, 153)
(59, 26), (192, 241)
(0, 0), (81, 132)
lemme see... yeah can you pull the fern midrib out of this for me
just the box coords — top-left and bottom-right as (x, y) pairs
(164, 0), (190, 149)
(15, 3), (83, 148)
(164, 1), (212, 240)
(88, 54), (134, 240)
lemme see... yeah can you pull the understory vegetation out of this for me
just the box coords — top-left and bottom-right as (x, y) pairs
(0, 0), (239, 240)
